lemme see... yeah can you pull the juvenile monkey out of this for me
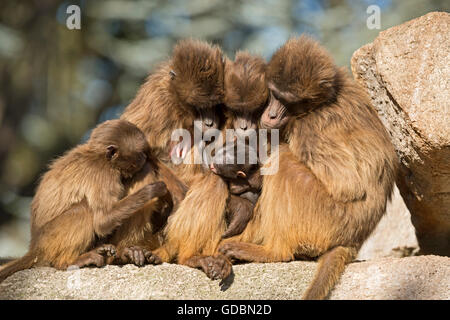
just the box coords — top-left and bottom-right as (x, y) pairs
(219, 36), (398, 299)
(0, 120), (168, 282)
(209, 142), (262, 239)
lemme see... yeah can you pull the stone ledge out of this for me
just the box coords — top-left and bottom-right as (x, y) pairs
(0, 255), (448, 300)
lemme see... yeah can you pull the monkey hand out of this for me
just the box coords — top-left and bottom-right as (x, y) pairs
(71, 244), (117, 268)
(119, 246), (162, 267)
(197, 255), (232, 281)
(229, 180), (251, 195)
(137, 181), (168, 201)
(222, 196), (253, 239)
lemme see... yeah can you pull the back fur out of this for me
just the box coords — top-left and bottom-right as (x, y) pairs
(220, 36), (398, 299)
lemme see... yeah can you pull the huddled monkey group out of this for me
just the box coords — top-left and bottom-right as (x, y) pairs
(0, 36), (398, 300)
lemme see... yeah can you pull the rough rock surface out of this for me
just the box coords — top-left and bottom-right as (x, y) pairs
(358, 185), (418, 260)
(0, 256), (448, 300)
(351, 12), (450, 255)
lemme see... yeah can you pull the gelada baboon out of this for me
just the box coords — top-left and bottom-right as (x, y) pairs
(216, 51), (267, 239)
(154, 51), (272, 280)
(219, 36), (398, 299)
(223, 51), (268, 133)
(121, 38), (226, 167)
(209, 141), (262, 239)
(0, 120), (168, 282)
(117, 39), (235, 272)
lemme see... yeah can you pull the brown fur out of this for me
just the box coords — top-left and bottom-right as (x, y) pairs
(0, 120), (169, 281)
(121, 39), (226, 164)
(224, 52), (268, 132)
(119, 39), (232, 271)
(219, 36), (398, 299)
(209, 142), (262, 239)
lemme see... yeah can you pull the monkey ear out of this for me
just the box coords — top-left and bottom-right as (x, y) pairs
(169, 70), (177, 79)
(237, 171), (247, 179)
(106, 145), (118, 160)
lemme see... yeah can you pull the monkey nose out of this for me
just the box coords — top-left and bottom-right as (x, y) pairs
(269, 112), (277, 119)
(240, 120), (248, 130)
(204, 118), (213, 127)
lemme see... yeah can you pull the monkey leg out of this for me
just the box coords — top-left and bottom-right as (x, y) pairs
(219, 242), (291, 263)
(95, 181), (168, 237)
(302, 246), (356, 300)
(114, 246), (162, 267)
(184, 254), (232, 281)
(71, 244), (117, 268)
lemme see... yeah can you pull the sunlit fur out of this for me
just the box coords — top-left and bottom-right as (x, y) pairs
(220, 36), (398, 300)
(120, 39), (230, 266)
(121, 39), (225, 164)
(0, 120), (167, 281)
(224, 51), (268, 112)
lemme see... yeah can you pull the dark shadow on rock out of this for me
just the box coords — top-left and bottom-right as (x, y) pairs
(219, 269), (235, 291)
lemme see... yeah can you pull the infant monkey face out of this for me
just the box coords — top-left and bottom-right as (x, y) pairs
(209, 142), (257, 180)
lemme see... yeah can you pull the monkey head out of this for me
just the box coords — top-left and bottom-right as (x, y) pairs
(209, 140), (258, 181)
(261, 36), (338, 129)
(169, 39), (226, 133)
(89, 119), (151, 179)
(224, 52), (268, 134)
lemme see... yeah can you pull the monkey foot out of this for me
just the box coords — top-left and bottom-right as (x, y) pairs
(219, 242), (254, 262)
(120, 246), (161, 267)
(198, 255), (232, 281)
(96, 244), (117, 257)
(71, 244), (117, 269)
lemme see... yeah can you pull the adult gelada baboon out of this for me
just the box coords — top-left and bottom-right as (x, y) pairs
(219, 36), (398, 299)
(118, 39), (233, 275)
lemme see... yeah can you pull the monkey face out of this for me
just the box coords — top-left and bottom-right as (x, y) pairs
(196, 104), (224, 133)
(229, 110), (260, 132)
(224, 52), (268, 133)
(260, 90), (290, 129)
(169, 39), (226, 133)
(209, 141), (257, 181)
(90, 119), (151, 179)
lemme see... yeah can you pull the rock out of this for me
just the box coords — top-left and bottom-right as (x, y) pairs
(357, 185), (418, 260)
(351, 12), (450, 256)
(0, 256), (448, 300)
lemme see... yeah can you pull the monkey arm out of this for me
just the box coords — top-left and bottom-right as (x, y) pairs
(248, 170), (262, 190)
(290, 128), (367, 203)
(228, 180), (251, 195)
(222, 195), (254, 239)
(94, 181), (168, 237)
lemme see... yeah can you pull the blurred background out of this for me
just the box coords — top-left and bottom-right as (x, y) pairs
(0, 0), (448, 258)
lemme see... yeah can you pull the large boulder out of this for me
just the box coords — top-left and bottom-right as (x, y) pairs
(0, 256), (448, 299)
(351, 12), (450, 256)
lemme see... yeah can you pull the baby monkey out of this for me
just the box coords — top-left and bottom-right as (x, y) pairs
(209, 141), (262, 239)
(0, 119), (167, 282)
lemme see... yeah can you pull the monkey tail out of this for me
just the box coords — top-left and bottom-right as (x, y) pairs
(302, 246), (356, 300)
(0, 252), (37, 283)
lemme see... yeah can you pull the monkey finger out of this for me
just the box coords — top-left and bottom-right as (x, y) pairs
(135, 249), (145, 267)
(96, 244), (116, 257)
(144, 250), (162, 265)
